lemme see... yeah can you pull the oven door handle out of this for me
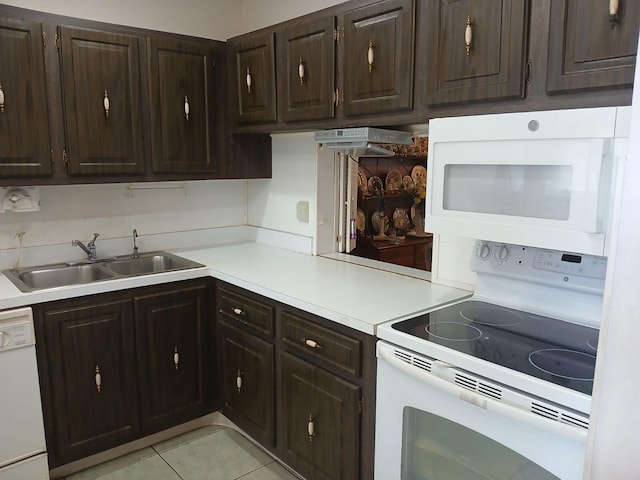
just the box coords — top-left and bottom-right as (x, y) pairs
(379, 344), (588, 442)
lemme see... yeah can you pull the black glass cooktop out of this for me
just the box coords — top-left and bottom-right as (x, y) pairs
(392, 300), (598, 395)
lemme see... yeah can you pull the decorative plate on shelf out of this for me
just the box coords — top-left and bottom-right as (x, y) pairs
(356, 208), (366, 233)
(411, 165), (427, 188)
(385, 170), (402, 192)
(367, 176), (384, 194)
(357, 167), (369, 195)
(402, 175), (415, 191)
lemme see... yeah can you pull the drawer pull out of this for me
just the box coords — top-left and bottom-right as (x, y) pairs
(609, 0), (619, 27)
(236, 369), (243, 393)
(298, 57), (305, 85)
(95, 365), (102, 393)
(184, 96), (190, 121)
(307, 413), (317, 442)
(303, 338), (323, 349)
(465, 16), (473, 56)
(174, 346), (180, 370)
(233, 307), (246, 316)
(0, 84), (5, 112)
(367, 41), (375, 73)
(103, 90), (110, 118)
(246, 68), (252, 94)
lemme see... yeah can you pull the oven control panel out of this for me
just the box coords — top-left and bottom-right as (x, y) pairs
(472, 240), (606, 293)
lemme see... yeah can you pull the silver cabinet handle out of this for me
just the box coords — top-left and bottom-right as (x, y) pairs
(298, 58), (305, 85)
(609, 0), (620, 27)
(307, 413), (317, 442)
(95, 365), (102, 393)
(367, 41), (375, 73)
(174, 346), (179, 370)
(246, 68), (252, 94)
(103, 90), (110, 118)
(0, 84), (5, 112)
(184, 96), (190, 121)
(465, 16), (473, 56)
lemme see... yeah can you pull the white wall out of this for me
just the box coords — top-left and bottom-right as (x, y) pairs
(586, 40), (640, 479)
(1, 0), (242, 40)
(239, 0), (346, 33)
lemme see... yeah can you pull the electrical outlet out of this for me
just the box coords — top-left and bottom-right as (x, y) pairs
(296, 201), (310, 223)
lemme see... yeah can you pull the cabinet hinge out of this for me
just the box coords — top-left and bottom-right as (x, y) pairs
(333, 88), (343, 106)
(55, 34), (60, 51)
(334, 27), (343, 43)
(50, 149), (55, 166)
(42, 32), (46, 49)
(525, 59), (533, 84)
(62, 149), (68, 169)
(359, 398), (364, 416)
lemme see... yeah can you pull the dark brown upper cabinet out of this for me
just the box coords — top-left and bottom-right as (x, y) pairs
(0, 17), (52, 178)
(58, 26), (146, 175)
(148, 37), (218, 174)
(426, 0), (528, 107)
(546, 0), (640, 94)
(277, 16), (337, 122)
(343, 0), (416, 116)
(229, 32), (277, 125)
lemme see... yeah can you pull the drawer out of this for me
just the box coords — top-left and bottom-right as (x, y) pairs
(378, 245), (414, 263)
(218, 287), (274, 337)
(281, 311), (361, 376)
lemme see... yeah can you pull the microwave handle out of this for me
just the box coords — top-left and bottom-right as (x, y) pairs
(581, 140), (610, 234)
(379, 343), (588, 442)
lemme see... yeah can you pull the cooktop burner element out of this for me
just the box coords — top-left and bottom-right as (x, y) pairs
(392, 300), (598, 395)
(529, 349), (596, 381)
(461, 305), (522, 326)
(425, 322), (482, 341)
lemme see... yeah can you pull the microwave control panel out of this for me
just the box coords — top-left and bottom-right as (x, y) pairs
(472, 240), (607, 293)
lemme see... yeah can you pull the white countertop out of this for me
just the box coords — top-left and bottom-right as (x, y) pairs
(0, 242), (471, 335)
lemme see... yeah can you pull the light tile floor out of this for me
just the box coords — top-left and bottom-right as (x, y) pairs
(64, 425), (301, 480)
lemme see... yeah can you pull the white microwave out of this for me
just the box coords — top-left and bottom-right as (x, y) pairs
(425, 107), (631, 256)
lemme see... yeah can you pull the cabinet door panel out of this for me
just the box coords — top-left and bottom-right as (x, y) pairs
(148, 38), (217, 173)
(280, 352), (360, 480)
(278, 16), (336, 122)
(59, 26), (145, 175)
(0, 17), (51, 177)
(547, 0), (640, 93)
(220, 321), (275, 446)
(231, 33), (277, 124)
(426, 0), (528, 106)
(135, 284), (210, 433)
(343, 0), (415, 116)
(41, 299), (138, 465)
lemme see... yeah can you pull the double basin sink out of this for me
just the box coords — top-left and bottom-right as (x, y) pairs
(3, 252), (205, 292)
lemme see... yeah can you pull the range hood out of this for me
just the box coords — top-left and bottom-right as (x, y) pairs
(314, 127), (413, 157)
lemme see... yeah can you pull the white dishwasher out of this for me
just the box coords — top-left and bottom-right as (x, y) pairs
(0, 307), (49, 479)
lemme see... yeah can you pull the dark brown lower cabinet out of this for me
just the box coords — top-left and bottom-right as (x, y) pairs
(35, 298), (140, 466)
(280, 352), (360, 480)
(219, 320), (275, 446)
(34, 279), (214, 468)
(134, 283), (211, 433)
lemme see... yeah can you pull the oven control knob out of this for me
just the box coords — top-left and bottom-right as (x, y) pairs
(478, 242), (492, 260)
(496, 244), (511, 262)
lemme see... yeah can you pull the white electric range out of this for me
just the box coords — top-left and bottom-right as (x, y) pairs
(374, 240), (605, 480)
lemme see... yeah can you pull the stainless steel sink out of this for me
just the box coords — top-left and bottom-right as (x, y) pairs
(3, 252), (204, 292)
(103, 253), (200, 276)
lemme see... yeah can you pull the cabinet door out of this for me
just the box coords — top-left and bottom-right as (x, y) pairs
(0, 17), (51, 177)
(343, 0), (415, 117)
(148, 37), (218, 174)
(278, 16), (336, 122)
(219, 321), (275, 446)
(546, 0), (640, 93)
(134, 283), (211, 433)
(280, 352), (360, 480)
(38, 299), (139, 466)
(58, 26), (145, 175)
(230, 32), (277, 124)
(426, 0), (528, 106)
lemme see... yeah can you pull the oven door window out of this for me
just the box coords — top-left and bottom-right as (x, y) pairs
(402, 407), (559, 480)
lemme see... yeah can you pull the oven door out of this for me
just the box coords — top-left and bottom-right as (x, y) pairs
(425, 107), (622, 256)
(375, 341), (588, 480)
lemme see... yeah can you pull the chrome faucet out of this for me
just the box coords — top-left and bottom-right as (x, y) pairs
(72, 233), (99, 260)
(132, 229), (139, 258)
